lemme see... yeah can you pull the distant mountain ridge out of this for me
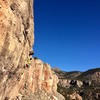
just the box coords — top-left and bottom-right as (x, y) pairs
(52, 67), (100, 82)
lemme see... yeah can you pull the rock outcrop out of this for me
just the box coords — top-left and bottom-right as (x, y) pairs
(21, 58), (65, 100)
(0, 0), (64, 100)
(59, 79), (83, 88)
(23, 59), (59, 94)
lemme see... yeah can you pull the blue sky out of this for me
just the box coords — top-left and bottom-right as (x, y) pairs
(34, 0), (100, 71)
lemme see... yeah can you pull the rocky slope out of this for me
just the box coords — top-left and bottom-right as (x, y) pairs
(0, 0), (64, 100)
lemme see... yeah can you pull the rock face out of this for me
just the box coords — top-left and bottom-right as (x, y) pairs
(0, 0), (34, 99)
(0, 0), (64, 100)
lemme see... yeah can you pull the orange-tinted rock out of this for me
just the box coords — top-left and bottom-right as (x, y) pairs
(24, 58), (59, 94)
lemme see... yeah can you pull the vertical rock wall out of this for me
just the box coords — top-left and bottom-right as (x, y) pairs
(0, 0), (34, 99)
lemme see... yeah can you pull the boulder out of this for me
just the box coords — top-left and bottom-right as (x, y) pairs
(67, 92), (82, 100)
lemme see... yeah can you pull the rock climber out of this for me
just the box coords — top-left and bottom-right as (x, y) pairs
(26, 57), (31, 68)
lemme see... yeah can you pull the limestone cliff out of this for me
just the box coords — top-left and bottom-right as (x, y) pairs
(0, 0), (65, 100)
(0, 0), (34, 99)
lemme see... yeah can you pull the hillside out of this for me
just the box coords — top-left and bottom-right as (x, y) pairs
(53, 68), (100, 100)
(77, 68), (100, 83)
